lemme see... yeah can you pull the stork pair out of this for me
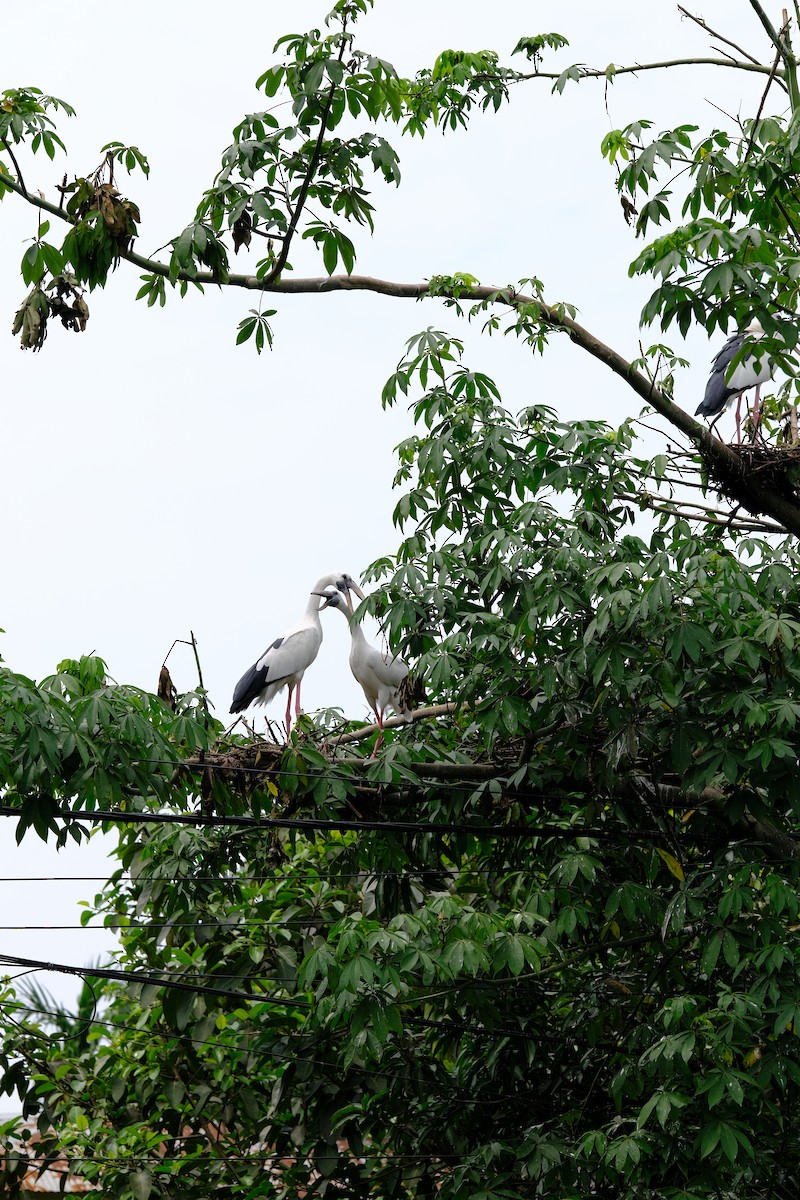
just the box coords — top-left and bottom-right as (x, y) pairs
(230, 572), (413, 750)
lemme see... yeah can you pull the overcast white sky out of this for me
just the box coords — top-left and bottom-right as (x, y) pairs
(0, 1), (780, 1006)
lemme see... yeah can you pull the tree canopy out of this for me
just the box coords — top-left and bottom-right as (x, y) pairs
(3, 2), (800, 1198)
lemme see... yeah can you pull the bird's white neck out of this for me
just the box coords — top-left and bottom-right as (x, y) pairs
(303, 593), (324, 624)
(329, 601), (367, 642)
(348, 615), (368, 644)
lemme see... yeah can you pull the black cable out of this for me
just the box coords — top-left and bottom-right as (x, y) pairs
(1, 1146), (474, 1167)
(0, 920), (354, 930)
(0, 870), (459, 882)
(0, 951), (309, 1009)
(0, 997), (554, 1104)
(0, 804), (698, 842)
(0, 951), (616, 1047)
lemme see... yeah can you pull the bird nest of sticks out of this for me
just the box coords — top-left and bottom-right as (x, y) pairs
(700, 441), (800, 509)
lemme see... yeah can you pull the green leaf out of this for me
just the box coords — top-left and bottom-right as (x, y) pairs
(129, 1170), (153, 1200)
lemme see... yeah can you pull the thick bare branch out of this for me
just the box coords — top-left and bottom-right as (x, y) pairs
(5, 176), (800, 537)
(749, 0), (794, 63)
(523, 57), (783, 83)
(748, 0), (799, 106)
(648, 778), (800, 862)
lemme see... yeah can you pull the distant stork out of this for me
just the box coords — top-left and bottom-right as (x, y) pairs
(695, 320), (774, 442)
(320, 585), (416, 753)
(230, 572), (364, 734)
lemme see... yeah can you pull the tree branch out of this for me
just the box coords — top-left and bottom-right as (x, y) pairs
(5, 177), (800, 537)
(618, 489), (786, 533)
(645, 777), (800, 862)
(677, 6), (762, 66)
(329, 702), (457, 746)
(524, 57), (783, 83)
(0, 137), (30, 198)
(749, 0), (793, 62)
(744, 42), (785, 161)
(748, 0), (799, 107)
(258, 26), (351, 287)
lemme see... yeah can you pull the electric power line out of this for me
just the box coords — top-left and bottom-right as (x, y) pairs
(0, 951), (309, 1009)
(0, 803), (717, 844)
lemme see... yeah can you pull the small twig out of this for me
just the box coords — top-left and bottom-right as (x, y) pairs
(0, 135), (29, 197)
(248, 225), (287, 242)
(723, 502), (744, 533)
(678, 5), (762, 65)
(161, 632), (209, 712)
(744, 40), (784, 161)
(775, 195), (800, 248)
(189, 629), (206, 694)
(161, 638), (183, 669)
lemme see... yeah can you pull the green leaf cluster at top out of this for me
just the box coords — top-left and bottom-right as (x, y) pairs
(191, 4), (405, 284)
(402, 47), (518, 135)
(185, 5), (522, 285)
(602, 108), (800, 354)
(0, 87), (72, 165)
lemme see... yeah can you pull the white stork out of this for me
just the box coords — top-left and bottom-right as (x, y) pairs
(695, 320), (774, 442)
(230, 572), (364, 734)
(320, 585), (414, 752)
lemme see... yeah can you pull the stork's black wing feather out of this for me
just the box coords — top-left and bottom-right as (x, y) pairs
(695, 334), (745, 418)
(230, 637), (283, 713)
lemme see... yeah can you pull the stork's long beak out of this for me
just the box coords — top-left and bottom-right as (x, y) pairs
(311, 590), (335, 609)
(345, 580), (365, 609)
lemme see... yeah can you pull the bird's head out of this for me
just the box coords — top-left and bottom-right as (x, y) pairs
(312, 584), (354, 614)
(336, 572), (365, 609)
(313, 572), (364, 611)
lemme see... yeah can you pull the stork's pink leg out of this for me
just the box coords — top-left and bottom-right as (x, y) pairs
(294, 682), (302, 718)
(735, 396), (742, 444)
(751, 385), (762, 440)
(370, 709), (385, 757)
(284, 686), (294, 735)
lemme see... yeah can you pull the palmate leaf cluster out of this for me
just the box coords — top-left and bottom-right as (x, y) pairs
(4, 3), (800, 1197)
(601, 107), (800, 375)
(3, 344), (800, 1199)
(0, 652), (217, 843)
(2, 0), (527, 350)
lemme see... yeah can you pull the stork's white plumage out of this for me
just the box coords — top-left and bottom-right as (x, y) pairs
(695, 320), (774, 441)
(320, 585), (413, 752)
(230, 572), (364, 734)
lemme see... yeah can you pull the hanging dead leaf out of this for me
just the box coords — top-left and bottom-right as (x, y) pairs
(158, 665), (178, 710)
(233, 212), (252, 254)
(620, 195), (637, 226)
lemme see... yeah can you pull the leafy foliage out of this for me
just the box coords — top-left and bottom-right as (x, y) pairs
(0, 653), (216, 843)
(602, 109), (800, 370)
(4, 5), (800, 1199)
(4, 349), (800, 1196)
